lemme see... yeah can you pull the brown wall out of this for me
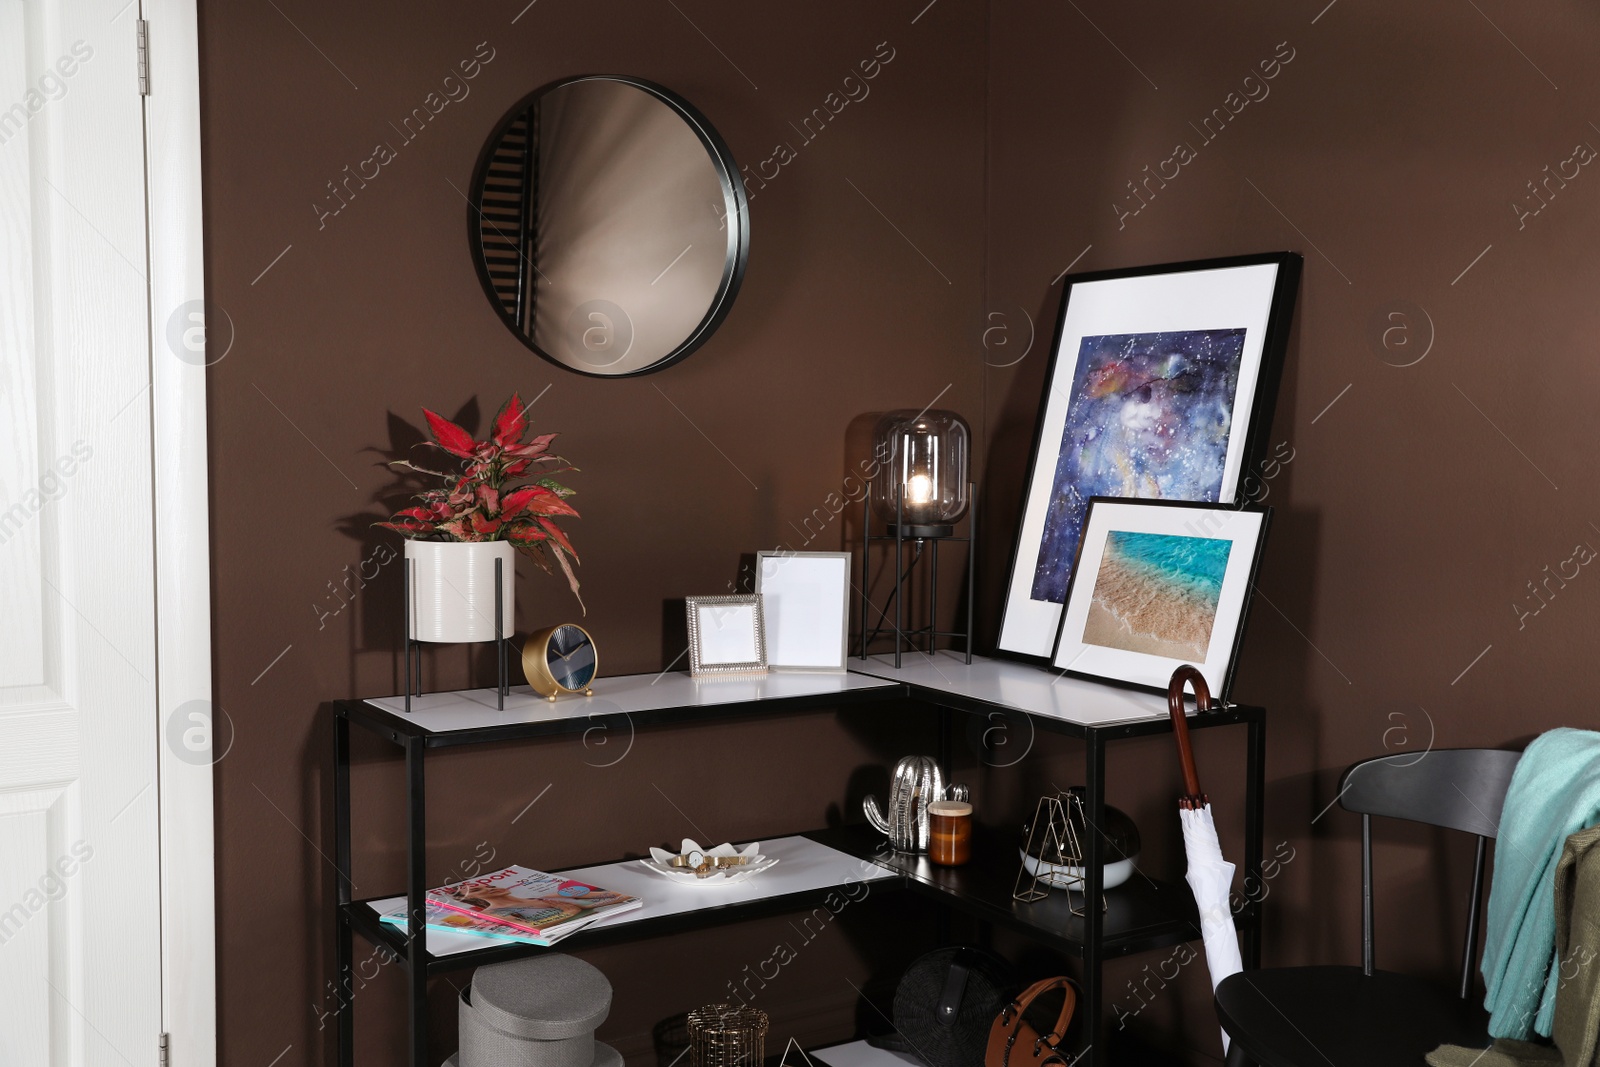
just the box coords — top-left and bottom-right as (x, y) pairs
(980, 0), (1600, 1061)
(202, 0), (1600, 1065)
(199, 2), (986, 1065)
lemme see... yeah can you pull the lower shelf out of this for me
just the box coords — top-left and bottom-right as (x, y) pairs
(810, 825), (1255, 960)
(340, 825), (1255, 977)
(345, 834), (899, 975)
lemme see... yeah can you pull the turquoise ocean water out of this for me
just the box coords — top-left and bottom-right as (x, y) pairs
(1104, 531), (1231, 606)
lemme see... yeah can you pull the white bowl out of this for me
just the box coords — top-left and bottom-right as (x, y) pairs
(1018, 848), (1139, 891)
(639, 839), (779, 887)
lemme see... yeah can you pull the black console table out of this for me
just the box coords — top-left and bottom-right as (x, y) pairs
(332, 651), (1264, 1067)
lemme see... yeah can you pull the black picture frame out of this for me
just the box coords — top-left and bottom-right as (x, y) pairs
(1049, 497), (1273, 699)
(993, 251), (1301, 662)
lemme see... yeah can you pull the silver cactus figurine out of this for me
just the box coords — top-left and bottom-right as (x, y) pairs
(863, 755), (969, 853)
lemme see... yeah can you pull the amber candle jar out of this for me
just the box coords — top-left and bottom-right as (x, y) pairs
(928, 800), (973, 866)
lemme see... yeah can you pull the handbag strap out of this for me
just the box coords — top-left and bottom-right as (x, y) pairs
(1004, 978), (1077, 1052)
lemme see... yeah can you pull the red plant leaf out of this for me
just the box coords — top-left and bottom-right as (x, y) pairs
(388, 458), (454, 479)
(530, 496), (580, 518)
(376, 520), (433, 534)
(475, 484), (500, 514)
(470, 512), (502, 536)
(502, 485), (578, 520)
(438, 519), (473, 541)
(492, 393), (527, 447)
(507, 432), (557, 458)
(502, 459), (530, 479)
(424, 408), (477, 459)
(499, 485), (543, 519)
(535, 477), (575, 497)
(507, 526), (548, 545)
(547, 540), (584, 614)
(536, 518), (578, 560)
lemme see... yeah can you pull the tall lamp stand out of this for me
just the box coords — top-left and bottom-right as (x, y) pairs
(858, 481), (976, 668)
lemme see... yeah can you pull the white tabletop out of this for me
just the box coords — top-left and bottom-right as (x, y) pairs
(362, 670), (898, 736)
(851, 651), (1190, 728)
(368, 835), (897, 956)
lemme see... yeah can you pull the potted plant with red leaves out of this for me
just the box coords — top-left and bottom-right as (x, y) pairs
(379, 393), (581, 643)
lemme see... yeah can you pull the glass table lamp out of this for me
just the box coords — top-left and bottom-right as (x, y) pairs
(860, 408), (975, 666)
(869, 409), (971, 537)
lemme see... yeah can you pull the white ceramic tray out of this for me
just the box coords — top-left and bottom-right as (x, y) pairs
(638, 839), (779, 886)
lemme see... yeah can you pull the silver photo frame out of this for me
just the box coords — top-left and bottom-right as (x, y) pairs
(686, 594), (768, 676)
(755, 551), (851, 673)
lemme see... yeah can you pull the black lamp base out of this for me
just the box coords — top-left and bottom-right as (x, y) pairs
(887, 523), (955, 540)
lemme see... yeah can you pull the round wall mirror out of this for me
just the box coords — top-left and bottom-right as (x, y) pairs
(469, 76), (750, 377)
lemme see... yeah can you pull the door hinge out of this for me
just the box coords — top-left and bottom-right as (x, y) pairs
(158, 1032), (169, 1066)
(136, 19), (150, 95)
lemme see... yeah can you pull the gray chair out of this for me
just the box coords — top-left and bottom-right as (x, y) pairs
(1215, 748), (1523, 1067)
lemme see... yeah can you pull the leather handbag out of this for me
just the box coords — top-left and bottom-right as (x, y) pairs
(985, 978), (1077, 1067)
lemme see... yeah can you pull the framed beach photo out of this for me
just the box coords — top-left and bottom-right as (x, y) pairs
(1050, 498), (1271, 698)
(995, 252), (1300, 660)
(686, 595), (768, 676)
(755, 551), (851, 672)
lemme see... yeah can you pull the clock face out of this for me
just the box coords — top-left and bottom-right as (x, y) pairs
(546, 625), (596, 690)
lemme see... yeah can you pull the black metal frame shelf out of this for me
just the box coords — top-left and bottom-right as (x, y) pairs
(332, 654), (1264, 1067)
(340, 858), (896, 978)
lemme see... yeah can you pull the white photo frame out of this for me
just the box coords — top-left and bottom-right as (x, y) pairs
(1051, 498), (1271, 698)
(756, 551), (851, 672)
(686, 595), (768, 676)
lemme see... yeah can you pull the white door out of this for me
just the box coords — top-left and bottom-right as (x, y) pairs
(1, 1), (166, 1064)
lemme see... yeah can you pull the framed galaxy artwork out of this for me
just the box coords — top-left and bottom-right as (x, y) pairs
(1051, 498), (1271, 697)
(995, 252), (1300, 661)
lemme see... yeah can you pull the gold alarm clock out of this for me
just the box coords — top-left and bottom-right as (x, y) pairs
(522, 624), (598, 701)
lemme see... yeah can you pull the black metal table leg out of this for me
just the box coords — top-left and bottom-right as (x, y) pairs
(335, 712), (354, 1067)
(964, 480), (975, 665)
(1242, 712), (1266, 969)
(893, 490), (904, 668)
(860, 496), (871, 660)
(406, 737), (429, 1067)
(1082, 731), (1106, 1067)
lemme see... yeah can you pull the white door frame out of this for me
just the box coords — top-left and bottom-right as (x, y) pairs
(144, 1), (216, 1062)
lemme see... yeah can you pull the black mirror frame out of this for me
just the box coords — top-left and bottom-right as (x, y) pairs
(467, 74), (751, 378)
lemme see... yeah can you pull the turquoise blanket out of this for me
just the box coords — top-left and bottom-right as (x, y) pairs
(1483, 728), (1600, 1038)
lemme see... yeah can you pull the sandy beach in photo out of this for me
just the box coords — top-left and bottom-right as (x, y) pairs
(1080, 532), (1230, 660)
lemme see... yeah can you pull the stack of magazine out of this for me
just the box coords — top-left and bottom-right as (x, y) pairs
(379, 865), (641, 948)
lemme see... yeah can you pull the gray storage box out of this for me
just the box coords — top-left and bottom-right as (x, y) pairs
(459, 955), (613, 1067)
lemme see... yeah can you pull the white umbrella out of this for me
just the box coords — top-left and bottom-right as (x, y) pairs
(1169, 666), (1243, 1054)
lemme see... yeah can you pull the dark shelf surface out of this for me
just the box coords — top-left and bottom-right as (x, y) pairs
(810, 824), (1256, 959)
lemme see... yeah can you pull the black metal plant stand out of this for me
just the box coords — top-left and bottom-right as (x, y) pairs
(401, 555), (511, 712)
(859, 480), (976, 667)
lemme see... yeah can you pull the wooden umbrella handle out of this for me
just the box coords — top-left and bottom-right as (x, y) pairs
(1167, 665), (1213, 808)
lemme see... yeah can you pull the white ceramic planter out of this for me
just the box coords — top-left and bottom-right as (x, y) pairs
(405, 540), (516, 643)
